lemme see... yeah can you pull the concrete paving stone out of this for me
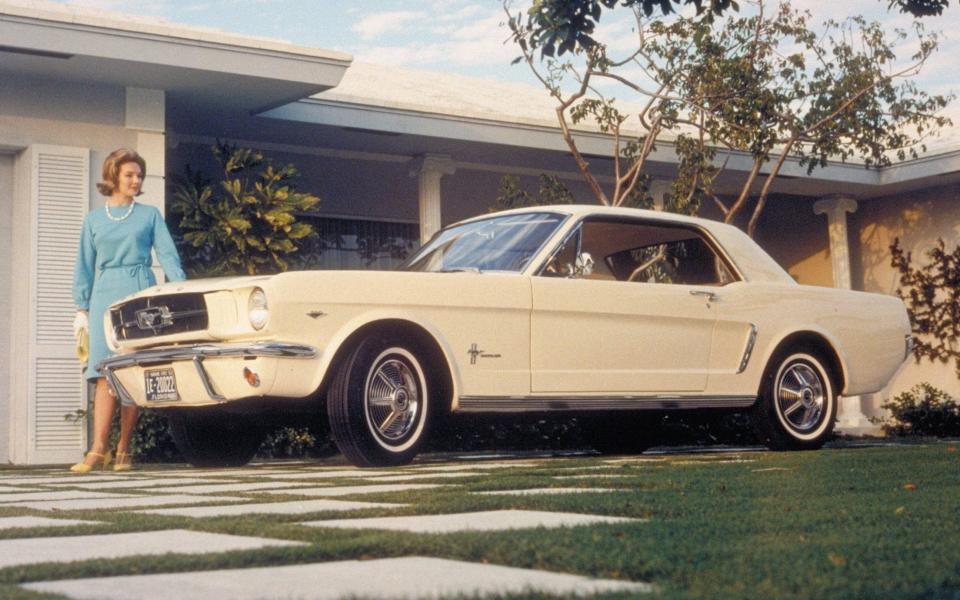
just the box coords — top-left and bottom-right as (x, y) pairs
(364, 472), (482, 482)
(57, 478), (223, 490)
(670, 459), (756, 465)
(147, 481), (318, 495)
(303, 509), (638, 533)
(0, 517), (99, 529)
(554, 474), (630, 480)
(603, 458), (667, 464)
(270, 484), (445, 498)
(8, 494), (249, 512)
(0, 490), (129, 503)
(137, 469), (296, 478)
(752, 467), (794, 472)
(0, 529), (302, 569)
(136, 499), (406, 518)
(258, 470), (393, 480)
(23, 556), (651, 599)
(411, 462), (541, 472)
(0, 475), (132, 485)
(475, 488), (620, 496)
(0, 485), (45, 493)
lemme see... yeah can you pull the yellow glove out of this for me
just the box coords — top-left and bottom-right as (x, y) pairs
(74, 311), (89, 363)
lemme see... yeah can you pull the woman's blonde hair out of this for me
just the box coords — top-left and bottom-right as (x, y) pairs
(96, 148), (146, 197)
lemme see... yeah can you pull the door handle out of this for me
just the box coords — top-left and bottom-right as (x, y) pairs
(689, 290), (717, 302)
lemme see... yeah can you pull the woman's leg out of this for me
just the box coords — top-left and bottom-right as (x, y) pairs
(116, 403), (140, 458)
(79, 378), (116, 467)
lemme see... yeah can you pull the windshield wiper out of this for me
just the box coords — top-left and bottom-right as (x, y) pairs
(438, 267), (483, 274)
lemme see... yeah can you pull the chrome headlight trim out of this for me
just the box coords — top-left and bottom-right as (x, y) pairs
(248, 287), (269, 330)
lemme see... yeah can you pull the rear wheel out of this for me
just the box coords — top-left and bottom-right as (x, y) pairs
(752, 348), (837, 450)
(166, 408), (267, 467)
(327, 335), (432, 467)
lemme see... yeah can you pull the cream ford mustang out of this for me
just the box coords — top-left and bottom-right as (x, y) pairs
(100, 205), (912, 467)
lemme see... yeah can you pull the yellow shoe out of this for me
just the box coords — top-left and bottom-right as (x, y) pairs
(69, 450), (112, 473)
(113, 451), (133, 472)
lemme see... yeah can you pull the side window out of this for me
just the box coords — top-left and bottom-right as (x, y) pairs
(541, 218), (734, 285)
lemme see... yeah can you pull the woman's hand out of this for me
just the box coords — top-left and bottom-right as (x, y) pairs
(73, 311), (88, 337)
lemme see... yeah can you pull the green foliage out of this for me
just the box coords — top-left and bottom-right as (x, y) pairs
(891, 237), (960, 378)
(517, 0), (949, 61)
(128, 409), (182, 463)
(515, 0), (738, 58)
(170, 142), (321, 276)
(490, 173), (576, 212)
(255, 426), (337, 459)
(872, 382), (960, 436)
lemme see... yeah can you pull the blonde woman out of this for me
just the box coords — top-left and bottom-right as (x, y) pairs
(71, 148), (186, 472)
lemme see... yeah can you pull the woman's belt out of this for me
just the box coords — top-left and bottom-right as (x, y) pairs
(96, 263), (153, 289)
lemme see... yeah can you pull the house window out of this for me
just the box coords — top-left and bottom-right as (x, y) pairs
(292, 216), (419, 271)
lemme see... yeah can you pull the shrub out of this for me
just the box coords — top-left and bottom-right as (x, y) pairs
(171, 142), (321, 276)
(872, 383), (960, 437)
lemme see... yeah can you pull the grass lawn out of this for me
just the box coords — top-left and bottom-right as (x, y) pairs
(0, 441), (957, 599)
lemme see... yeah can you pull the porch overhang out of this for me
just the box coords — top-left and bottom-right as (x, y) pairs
(0, 3), (352, 114)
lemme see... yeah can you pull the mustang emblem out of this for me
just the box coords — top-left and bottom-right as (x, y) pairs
(135, 306), (174, 331)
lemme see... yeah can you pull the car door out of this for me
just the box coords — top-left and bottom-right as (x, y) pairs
(530, 217), (731, 394)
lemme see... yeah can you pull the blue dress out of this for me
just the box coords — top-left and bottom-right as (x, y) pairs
(73, 202), (186, 381)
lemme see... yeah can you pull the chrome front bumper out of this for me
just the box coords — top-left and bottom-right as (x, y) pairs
(98, 342), (317, 405)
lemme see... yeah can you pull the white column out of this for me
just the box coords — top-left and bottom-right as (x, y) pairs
(125, 87), (167, 283)
(813, 196), (878, 436)
(813, 196), (857, 289)
(649, 179), (671, 210)
(409, 154), (456, 244)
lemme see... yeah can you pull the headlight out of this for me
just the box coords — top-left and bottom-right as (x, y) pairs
(248, 288), (269, 330)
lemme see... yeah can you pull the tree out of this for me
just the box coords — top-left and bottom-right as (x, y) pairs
(171, 142), (320, 276)
(505, 0), (952, 235)
(523, 0), (952, 62)
(890, 238), (960, 379)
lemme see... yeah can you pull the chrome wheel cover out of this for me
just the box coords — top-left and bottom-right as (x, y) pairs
(776, 362), (825, 432)
(364, 355), (421, 443)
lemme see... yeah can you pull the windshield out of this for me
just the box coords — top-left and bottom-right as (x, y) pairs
(401, 212), (566, 273)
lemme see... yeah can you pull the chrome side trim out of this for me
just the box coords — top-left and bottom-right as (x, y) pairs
(737, 324), (760, 374)
(457, 395), (757, 413)
(97, 342), (317, 371)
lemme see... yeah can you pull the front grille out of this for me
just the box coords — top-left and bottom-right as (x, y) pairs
(111, 293), (208, 341)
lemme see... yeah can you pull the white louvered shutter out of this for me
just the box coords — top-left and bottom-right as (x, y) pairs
(28, 146), (89, 464)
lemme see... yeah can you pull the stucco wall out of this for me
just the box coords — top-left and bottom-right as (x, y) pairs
(852, 187), (960, 401)
(0, 153), (13, 463)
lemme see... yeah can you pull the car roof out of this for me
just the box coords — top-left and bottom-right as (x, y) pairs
(451, 204), (795, 284)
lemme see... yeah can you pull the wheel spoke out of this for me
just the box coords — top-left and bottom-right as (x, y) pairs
(379, 410), (399, 433)
(375, 371), (399, 392)
(783, 400), (804, 417)
(368, 395), (393, 407)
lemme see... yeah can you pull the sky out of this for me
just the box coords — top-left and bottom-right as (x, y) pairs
(44, 0), (960, 130)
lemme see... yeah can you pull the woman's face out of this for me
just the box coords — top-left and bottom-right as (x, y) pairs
(115, 162), (143, 199)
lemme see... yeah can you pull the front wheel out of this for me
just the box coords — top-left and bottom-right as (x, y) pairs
(752, 349), (837, 450)
(166, 408), (267, 467)
(327, 336), (432, 467)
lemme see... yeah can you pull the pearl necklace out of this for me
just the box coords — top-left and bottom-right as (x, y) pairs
(105, 201), (135, 222)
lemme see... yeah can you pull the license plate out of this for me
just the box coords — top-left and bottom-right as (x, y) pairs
(145, 368), (179, 402)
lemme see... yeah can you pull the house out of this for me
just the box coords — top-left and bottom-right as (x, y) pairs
(1, 1), (957, 464)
